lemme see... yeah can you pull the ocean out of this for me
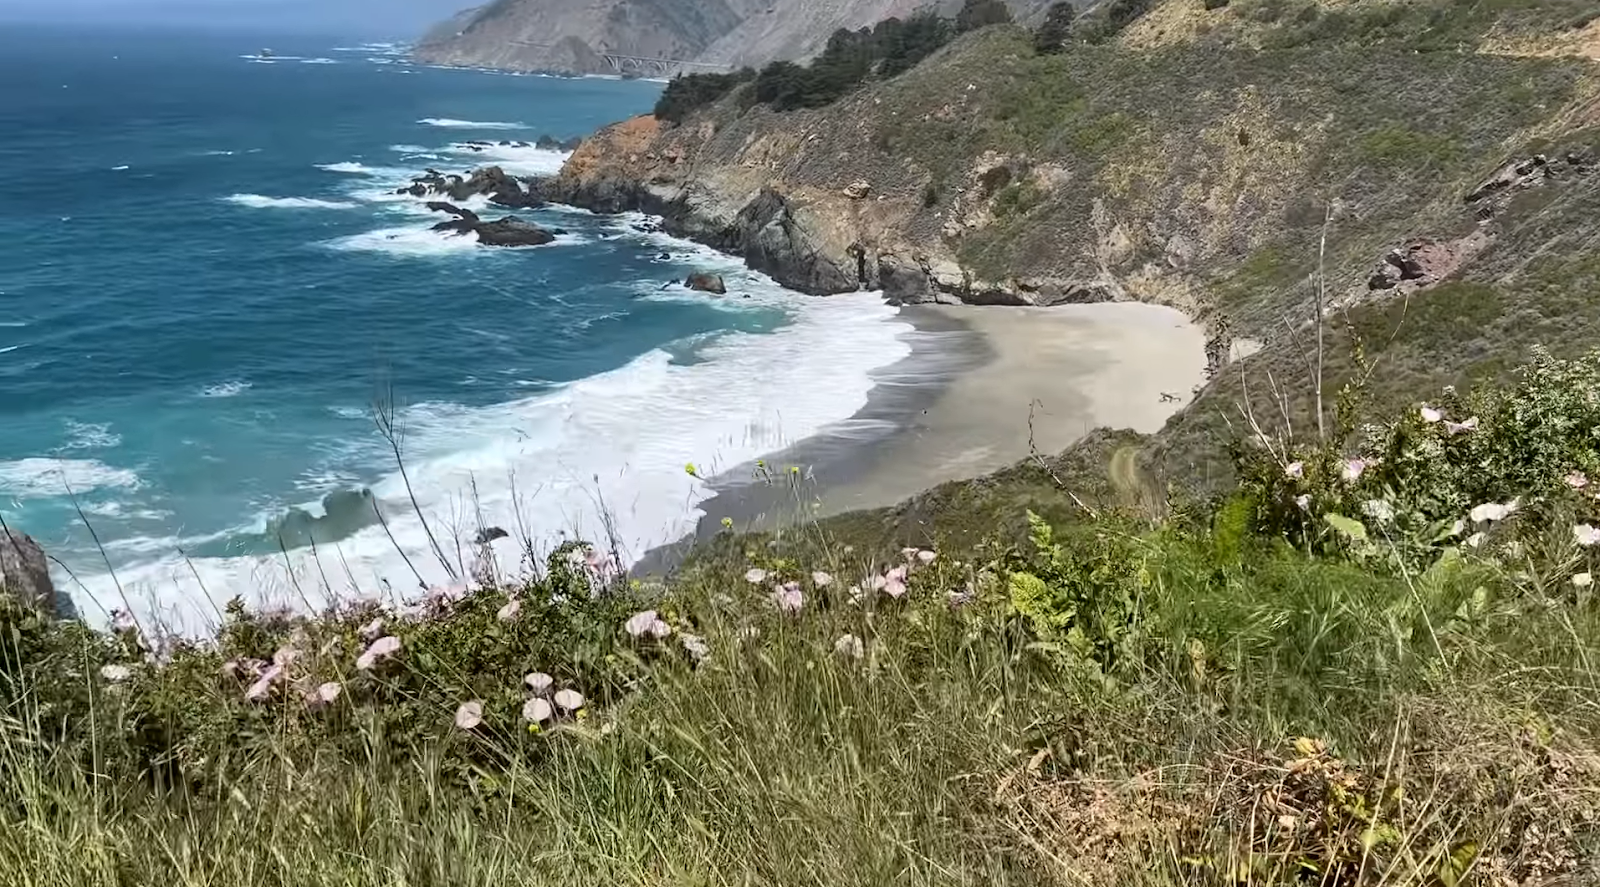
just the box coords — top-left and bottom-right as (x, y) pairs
(0, 25), (913, 629)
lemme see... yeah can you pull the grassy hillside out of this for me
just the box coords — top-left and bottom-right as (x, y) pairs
(7, 348), (1600, 884)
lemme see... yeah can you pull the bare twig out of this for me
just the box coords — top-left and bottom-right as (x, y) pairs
(1028, 400), (1098, 518)
(1314, 203), (1332, 441)
(373, 384), (457, 581)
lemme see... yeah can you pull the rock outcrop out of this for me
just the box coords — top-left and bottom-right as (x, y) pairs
(398, 166), (545, 209)
(1, 527), (73, 619)
(428, 202), (562, 247)
(685, 272), (727, 294)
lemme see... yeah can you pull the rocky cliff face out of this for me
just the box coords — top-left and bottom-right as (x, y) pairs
(414, 0), (1059, 75)
(530, 1), (1600, 485)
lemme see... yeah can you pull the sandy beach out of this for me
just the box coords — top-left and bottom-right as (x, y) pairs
(642, 300), (1210, 567)
(814, 302), (1210, 515)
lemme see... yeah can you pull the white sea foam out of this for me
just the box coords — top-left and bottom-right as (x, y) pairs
(419, 118), (527, 130)
(0, 458), (141, 499)
(0, 345), (22, 355)
(111, 165), (130, 171)
(443, 142), (568, 177)
(225, 194), (358, 210)
(200, 380), (252, 398)
(62, 420), (121, 450)
(316, 161), (394, 176)
(301, 58), (337, 65)
(67, 265), (913, 634)
(324, 226), (485, 257)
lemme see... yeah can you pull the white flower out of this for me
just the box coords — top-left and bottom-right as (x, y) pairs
(916, 550), (937, 565)
(680, 633), (710, 661)
(455, 701), (484, 731)
(315, 682), (342, 704)
(744, 568), (768, 584)
(1574, 524), (1600, 547)
(1469, 500), (1518, 524)
(811, 571), (834, 588)
(833, 634), (865, 659)
(1566, 471), (1590, 490)
(497, 599), (521, 622)
(355, 635), (401, 671)
(1362, 499), (1394, 523)
(1444, 416), (1480, 436)
(1466, 532), (1487, 549)
(1294, 494), (1312, 511)
(525, 672), (554, 695)
(522, 696), (553, 722)
(1285, 461), (1304, 479)
(99, 664), (132, 683)
(1420, 406), (1443, 423)
(901, 547), (919, 561)
(554, 689), (585, 712)
(1448, 518), (1466, 537)
(358, 617), (385, 641)
(1341, 459), (1367, 483)
(1573, 572), (1594, 589)
(625, 610), (660, 638)
(245, 664), (284, 702)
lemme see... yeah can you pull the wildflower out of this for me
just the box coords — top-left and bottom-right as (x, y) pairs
(720, 516), (734, 530)
(1448, 518), (1466, 537)
(221, 659), (243, 680)
(625, 610), (672, 639)
(811, 571), (834, 588)
(1565, 471), (1591, 490)
(833, 634), (865, 659)
(497, 598), (521, 622)
(273, 646), (298, 667)
(916, 550), (937, 565)
(1574, 572), (1594, 589)
(100, 664), (132, 683)
(110, 609), (137, 633)
(684, 462), (699, 478)
(1285, 461), (1304, 479)
(245, 664), (284, 702)
(1466, 532), (1486, 549)
(1444, 416), (1479, 436)
(947, 587), (975, 608)
(314, 682), (341, 704)
(1574, 524), (1600, 547)
(1362, 499), (1395, 523)
(1294, 494), (1312, 511)
(1420, 406), (1443, 423)
(745, 567), (768, 584)
(358, 617), (385, 641)
(455, 701), (484, 731)
(1341, 458), (1367, 483)
(772, 581), (804, 614)
(680, 633), (710, 661)
(584, 547), (619, 581)
(881, 565), (908, 599)
(847, 585), (866, 605)
(900, 547), (919, 562)
(522, 696), (553, 723)
(1469, 500), (1518, 524)
(525, 672), (554, 695)
(355, 635), (401, 671)
(554, 689), (585, 713)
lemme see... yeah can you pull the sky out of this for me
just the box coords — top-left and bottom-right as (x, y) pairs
(0, 0), (472, 37)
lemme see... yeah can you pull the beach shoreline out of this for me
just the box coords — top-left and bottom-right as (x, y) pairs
(639, 299), (1210, 571)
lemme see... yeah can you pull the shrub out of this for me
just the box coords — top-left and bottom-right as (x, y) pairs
(1033, 1), (1078, 54)
(955, 0), (1013, 33)
(653, 68), (755, 124)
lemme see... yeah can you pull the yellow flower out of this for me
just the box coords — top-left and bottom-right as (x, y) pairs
(685, 462), (699, 477)
(789, 466), (800, 475)
(721, 517), (734, 530)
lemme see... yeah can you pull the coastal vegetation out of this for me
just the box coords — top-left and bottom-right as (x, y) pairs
(6, 345), (1600, 884)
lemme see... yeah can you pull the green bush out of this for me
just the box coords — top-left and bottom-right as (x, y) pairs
(653, 68), (756, 124)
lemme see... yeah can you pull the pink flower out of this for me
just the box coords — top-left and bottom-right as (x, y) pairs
(1420, 406), (1443, 423)
(525, 672), (554, 695)
(584, 547), (619, 582)
(110, 610), (137, 633)
(497, 599), (522, 622)
(1341, 459), (1367, 483)
(1574, 524), (1600, 547)
(1285, 461), (1304, 480)
(1470, 500), (1518, 524)
(355, 635), (401, 671)
(272, 646), (298, 667)
(811, 571), (834, 588)
(1444, 416), (1479, 436)
(358, 617), (385, 641)
(745, 567), (768, 584)
(880, 565), (908, 599)
(1566, 472), (1590, 490)
(625, 610), (672, 639)
(916, 550), (937, 565)
(900, 547), (919, 562)
(554, 689), (585, 712)
(245, 664), (284, 702)
(455, 701), (484, 731)
(772, 582), (804, 613)
(305, 682), (342, 710)
(522, 697), (553, 722)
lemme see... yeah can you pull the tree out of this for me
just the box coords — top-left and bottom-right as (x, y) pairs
(956, 0), (1013, 32)
(1033, 2), (1077, 54)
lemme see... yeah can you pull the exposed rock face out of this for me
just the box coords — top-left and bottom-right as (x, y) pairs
(414, 0), (1058, 76)
(685, 272), (727, 294)
(428, 202), (562, 247)
(398, 165), (545, 209)
(0, 527), (72, 618)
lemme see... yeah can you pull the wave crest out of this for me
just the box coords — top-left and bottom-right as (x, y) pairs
(224, 194), (357, 210)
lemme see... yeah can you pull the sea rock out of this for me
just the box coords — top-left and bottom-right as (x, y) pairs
(685, 272), (726, 294)
(0, 527), (72, 618)
(427, 202), (559, 247)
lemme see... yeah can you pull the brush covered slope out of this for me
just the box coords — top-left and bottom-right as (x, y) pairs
(540, 0), (1600, 487)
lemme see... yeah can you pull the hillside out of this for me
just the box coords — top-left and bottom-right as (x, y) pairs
(413, 0), (1061, 75)
(536, 0), (1600, 494)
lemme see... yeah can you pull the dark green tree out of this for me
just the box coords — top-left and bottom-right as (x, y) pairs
(955, 0), (1013, 32)
(1033, 2), (1077, 53)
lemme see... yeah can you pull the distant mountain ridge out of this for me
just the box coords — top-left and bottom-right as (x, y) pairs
(412, 0), (1057, 75)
